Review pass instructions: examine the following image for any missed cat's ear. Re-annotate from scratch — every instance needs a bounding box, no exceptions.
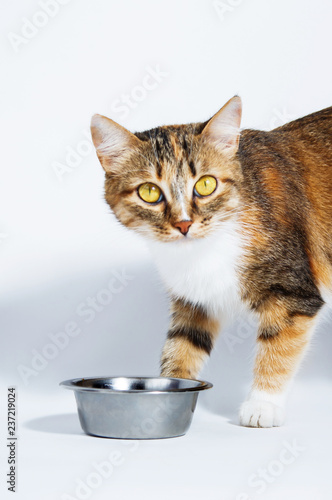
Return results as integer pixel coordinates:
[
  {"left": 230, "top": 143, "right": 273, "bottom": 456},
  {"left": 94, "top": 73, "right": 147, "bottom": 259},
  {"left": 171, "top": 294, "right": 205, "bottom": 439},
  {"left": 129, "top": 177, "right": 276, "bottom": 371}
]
[
  {"left": 202, "top": 96, "right": 242, "bottom": 152},
  {"left": 90, "top": 114, "right": 140, "bottom": 173}
]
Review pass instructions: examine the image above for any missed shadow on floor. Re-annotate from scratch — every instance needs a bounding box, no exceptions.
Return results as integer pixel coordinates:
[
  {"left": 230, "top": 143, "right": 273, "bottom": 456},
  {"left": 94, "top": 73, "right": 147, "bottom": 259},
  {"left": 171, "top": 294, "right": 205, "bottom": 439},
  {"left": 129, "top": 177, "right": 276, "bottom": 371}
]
[{"left": 25, "top": 413, "right": 84, "bottom": 435}]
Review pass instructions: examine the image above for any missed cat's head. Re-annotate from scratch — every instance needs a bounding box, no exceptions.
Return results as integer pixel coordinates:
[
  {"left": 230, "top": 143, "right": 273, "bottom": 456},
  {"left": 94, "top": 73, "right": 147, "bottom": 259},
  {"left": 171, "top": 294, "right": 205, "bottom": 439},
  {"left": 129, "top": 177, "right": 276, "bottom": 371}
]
[{"left": 91, "top": 96, "right": 243, "bottom": 242}]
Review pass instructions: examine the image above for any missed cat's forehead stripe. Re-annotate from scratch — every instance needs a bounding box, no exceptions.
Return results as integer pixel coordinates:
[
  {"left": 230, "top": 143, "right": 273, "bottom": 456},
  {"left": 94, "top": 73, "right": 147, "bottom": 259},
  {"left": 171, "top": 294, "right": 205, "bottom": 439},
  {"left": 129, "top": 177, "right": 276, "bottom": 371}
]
[
  {"left": 137, "top": 124, "right": 206, "bottom": 181},
  {"left": 188, "top": 159, "right": 196, "bottom": 177},
  {"left": 158, "top": 129, "right": 174, "bottom": 161},
  {"left": 170, "top": 134, "right": 181, "bottom": 160},
  {"left": 150, "top": 128, "right": 184, "bottom": 178}
]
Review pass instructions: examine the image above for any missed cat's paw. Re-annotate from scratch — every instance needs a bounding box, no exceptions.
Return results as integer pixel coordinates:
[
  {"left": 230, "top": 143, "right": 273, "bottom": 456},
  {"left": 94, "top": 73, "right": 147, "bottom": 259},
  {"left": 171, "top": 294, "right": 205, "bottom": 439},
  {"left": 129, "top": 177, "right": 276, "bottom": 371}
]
[{"left": 239, "top": 400, "right": 285, "bottom": 428}]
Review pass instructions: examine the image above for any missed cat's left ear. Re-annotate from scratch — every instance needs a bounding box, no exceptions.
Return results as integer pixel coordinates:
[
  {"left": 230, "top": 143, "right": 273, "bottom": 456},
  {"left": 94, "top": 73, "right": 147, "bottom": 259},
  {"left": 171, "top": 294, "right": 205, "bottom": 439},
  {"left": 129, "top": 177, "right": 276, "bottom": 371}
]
[
  {"left": 90, "top": 114, "right": 141, "bottom": 173},
  {"left": 202, "top": 96, "right": 242, "bottom": 153}
]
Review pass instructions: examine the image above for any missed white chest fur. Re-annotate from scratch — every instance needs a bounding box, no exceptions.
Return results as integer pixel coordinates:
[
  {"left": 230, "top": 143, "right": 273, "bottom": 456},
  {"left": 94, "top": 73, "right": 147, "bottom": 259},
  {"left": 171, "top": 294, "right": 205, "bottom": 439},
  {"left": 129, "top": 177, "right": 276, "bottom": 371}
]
[{"left": 148, "top": 219, "right": 244, "bottom": 319}]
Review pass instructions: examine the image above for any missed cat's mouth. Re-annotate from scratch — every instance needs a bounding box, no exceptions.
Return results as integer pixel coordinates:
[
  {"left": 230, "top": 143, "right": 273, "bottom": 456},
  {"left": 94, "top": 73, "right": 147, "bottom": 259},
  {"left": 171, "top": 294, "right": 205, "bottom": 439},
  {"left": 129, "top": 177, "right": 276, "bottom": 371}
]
[
  {"left": 161, "top": 227, "right": 207, "bottom": 243},
  {"left": 142, "top": 219, "right": 218, "bottom": 242},
  {"left": 172, "top": 233, "right": 193, "bottom": 242},
  {"left": 150, "top": 230, "right": 195, "bottom": 243}
]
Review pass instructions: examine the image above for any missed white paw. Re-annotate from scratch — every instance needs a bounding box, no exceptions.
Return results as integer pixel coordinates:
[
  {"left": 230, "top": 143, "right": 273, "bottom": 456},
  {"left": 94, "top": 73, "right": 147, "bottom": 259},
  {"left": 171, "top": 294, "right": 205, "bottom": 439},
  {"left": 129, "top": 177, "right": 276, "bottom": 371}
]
[{"left": 239, "top": 400, "right": 285, "bottom": 428}]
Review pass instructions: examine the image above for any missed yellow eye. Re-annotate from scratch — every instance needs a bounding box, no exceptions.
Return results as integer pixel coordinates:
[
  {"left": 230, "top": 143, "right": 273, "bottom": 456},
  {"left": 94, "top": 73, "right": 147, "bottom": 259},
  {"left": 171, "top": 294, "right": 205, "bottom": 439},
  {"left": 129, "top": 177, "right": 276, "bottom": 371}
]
[
  {"left": 138, "top": 183, "right": 163, "bottom": 203},
  {"left": 194, "top": 176, "right": 217, "bottom": 197}
]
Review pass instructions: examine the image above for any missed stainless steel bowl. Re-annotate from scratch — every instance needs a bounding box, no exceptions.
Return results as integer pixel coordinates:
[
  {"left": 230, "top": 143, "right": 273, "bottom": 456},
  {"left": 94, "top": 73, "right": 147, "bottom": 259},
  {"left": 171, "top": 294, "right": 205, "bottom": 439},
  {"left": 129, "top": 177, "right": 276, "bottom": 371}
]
[{"left": 60, "top": 376, "right": 213, "bottom": 439}]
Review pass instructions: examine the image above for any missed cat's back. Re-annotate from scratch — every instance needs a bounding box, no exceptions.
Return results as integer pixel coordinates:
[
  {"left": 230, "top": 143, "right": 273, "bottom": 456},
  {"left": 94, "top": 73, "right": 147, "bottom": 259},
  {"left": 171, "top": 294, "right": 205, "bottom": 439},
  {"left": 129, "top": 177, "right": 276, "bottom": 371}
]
[
  {"left": 238, "top": 106, "right": 332, "bottom": 296},
  {"left": 239, "top": 106, "right": 332, "bottom": 170},
  {"left": 238, "top": 106, "right": 332, "bottom": 208},
  {"left": 275, "top": 105, "right": 332, "bottom": 137}
]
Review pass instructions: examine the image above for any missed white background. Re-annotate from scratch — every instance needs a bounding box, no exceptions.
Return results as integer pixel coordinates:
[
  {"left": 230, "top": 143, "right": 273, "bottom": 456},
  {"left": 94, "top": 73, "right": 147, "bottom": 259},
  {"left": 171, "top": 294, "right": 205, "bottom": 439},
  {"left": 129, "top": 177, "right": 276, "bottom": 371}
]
[{"left": 1, "top": 0, "right": 332, "bottom": 499}]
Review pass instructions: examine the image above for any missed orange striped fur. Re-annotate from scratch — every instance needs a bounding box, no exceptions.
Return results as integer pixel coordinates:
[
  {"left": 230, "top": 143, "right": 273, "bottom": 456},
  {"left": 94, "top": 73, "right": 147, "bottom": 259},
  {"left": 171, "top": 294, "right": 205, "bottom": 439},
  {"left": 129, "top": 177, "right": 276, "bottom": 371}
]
[{"left": 91, "top": 97, "right": 332, "bottom": 426}]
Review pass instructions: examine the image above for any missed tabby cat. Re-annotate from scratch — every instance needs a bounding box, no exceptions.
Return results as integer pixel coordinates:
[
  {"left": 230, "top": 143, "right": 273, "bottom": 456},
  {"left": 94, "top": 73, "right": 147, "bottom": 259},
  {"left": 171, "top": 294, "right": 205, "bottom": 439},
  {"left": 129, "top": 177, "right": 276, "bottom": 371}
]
[{"left": 91, "top": 97, "right": 332, "bottom": 427}]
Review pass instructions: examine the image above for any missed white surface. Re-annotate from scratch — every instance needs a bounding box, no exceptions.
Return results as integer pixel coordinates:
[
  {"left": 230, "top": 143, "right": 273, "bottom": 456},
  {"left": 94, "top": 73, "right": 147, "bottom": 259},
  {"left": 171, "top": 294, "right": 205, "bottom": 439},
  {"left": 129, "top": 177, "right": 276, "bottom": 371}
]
[
  {"left": 1, "top": 381, "right": 332, "bottom": 500},
  {"left": 1, "top": 257, "right": 332, "bottom": 500},
  {"left": 1, "top": 0, "right": 332, "bottom": 498}
]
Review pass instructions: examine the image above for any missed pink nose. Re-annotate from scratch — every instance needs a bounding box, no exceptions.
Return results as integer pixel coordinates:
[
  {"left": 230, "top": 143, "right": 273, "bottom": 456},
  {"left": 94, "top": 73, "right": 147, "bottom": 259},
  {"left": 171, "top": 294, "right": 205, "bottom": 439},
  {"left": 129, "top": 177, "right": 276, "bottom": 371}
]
[{"left": 173, "top": 220, "right": 192, "bottom": 235}]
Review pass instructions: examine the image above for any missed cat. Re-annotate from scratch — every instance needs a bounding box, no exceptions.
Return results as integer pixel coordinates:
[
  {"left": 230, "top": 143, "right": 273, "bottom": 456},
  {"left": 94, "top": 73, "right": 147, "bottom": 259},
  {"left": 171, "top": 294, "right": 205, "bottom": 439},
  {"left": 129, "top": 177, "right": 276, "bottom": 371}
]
[{"left": 90, "top": 96, "right": 332, "bottom": 427}]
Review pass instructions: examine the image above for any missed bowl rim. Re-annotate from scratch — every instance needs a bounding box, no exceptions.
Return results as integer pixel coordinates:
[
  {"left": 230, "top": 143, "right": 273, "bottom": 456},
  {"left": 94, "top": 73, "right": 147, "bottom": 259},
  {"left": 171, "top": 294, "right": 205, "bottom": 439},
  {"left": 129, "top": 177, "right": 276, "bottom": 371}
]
[{"left": 60, "top": 376, "right": 213, "bottom": 394}]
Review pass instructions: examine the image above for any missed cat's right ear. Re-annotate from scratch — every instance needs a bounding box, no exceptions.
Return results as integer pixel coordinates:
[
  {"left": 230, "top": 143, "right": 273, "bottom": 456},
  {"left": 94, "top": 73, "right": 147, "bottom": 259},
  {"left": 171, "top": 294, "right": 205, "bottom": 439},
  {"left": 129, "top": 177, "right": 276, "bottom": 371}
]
[
  {"left": 202, "top": 96, "right": 242, "bottom": 153},
  {"left": 90, "top": 114, "right": 140, "bottom": 173}
]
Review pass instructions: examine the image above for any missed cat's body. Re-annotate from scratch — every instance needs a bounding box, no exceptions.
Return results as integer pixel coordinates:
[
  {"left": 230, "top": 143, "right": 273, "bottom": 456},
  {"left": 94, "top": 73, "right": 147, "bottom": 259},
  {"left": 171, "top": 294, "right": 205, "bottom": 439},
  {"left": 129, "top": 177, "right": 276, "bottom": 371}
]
[{"left": 91, "top": 98, "right": 332, "bottom": 427}]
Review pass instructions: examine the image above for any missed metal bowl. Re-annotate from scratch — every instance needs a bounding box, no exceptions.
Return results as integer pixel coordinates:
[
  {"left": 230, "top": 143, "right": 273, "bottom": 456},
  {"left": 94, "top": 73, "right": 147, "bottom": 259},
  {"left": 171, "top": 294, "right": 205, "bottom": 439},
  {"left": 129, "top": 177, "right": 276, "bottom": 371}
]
[{"left": 60, "top": 376, "right": 213, "bottom": 439}]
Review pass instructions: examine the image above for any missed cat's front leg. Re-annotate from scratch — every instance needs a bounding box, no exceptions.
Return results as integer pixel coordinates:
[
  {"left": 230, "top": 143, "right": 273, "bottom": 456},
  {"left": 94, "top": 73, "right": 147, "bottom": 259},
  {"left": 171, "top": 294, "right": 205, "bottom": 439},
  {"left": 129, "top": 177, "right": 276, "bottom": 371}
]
[
  {"left": 160, "top": 298, "right": 220, "bottom": 379},
  {"left": 239, "top": 308, "right": 320, "bottom": 427}
]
